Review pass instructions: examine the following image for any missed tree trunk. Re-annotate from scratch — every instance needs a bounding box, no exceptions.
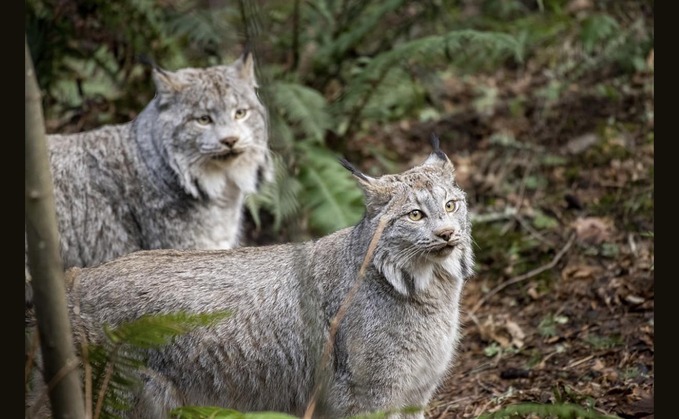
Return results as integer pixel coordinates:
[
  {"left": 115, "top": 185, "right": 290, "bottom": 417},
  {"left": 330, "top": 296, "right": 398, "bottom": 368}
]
[{"left": 25, "top": 35, "right": 86, "bottom": 419}]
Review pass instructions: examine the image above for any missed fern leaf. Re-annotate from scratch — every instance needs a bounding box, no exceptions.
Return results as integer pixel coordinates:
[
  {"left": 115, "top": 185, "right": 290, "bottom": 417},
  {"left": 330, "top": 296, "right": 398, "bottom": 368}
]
[
  {"left": 336, "top": 29, "right": 521, "bottom": 124},
  {"left": 477, "top": 402, "right": 621, "bottom": 419},
  {"left": 86, "top": 311, "right": 230, "bottom": 418},
  {"left": 297, "top": 144, "right": 364, "bottom": 235},
  {"left": 172, "top": 406, "right": 299, "bottom": 419},
  {"left": 104, "top": 311, "right": 230, "bottom": 348},
  {"left": 265, "top": 82, "right": 333, "bottom": 143},
  {"left": 245, "top": 153, "right": 302, "bottom": 231},
  {"left": 312, "top": 0, "right": 409, "bottom": 67}
]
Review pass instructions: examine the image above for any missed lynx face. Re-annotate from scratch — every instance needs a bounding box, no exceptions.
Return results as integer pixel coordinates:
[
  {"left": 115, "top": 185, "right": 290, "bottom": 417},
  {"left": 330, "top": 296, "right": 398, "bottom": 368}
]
[
  {"left": 151, "top": 56, "right": 270, "bottom": 199},
  {"left": 345, "top": 149, "right": 474, "bottom": 295}
]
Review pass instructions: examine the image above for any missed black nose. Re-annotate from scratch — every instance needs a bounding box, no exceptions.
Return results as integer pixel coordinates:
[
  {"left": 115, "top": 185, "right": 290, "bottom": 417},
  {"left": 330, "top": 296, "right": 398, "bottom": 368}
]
[
  {"left": 436, "top": 228, "right": 455, "bottom": 242},
  {"left": 220, "top": 136, "right": 239, "bottom": 147}
]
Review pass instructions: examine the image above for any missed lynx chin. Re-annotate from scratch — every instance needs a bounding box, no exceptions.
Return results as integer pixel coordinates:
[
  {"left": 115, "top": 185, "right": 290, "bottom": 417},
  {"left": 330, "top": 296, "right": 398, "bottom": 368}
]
[
  {"left": 24, "top": 51, "right": 272, "bottom": 289},
  {"left": 28, "top": 136, "right": 474, "bottom": 419}
]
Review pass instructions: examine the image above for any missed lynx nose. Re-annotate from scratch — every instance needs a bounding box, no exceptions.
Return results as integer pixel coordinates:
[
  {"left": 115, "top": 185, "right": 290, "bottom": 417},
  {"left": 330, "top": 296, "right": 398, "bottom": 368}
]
[
  {"left": 220, "top": 136, "right": 239, "bottom": 147},
  {"left": 435, "top": 228, "right": 455, "bottom": 242}
]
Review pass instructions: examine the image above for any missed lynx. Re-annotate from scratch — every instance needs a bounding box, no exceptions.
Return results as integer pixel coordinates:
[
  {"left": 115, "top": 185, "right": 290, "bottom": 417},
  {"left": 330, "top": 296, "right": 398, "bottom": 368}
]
[
  {"left": 25, "top": 51, "right": 271, "bottom": 290},
  {"left": 29, "top": 137, "right": 474, "bottom": 419}
]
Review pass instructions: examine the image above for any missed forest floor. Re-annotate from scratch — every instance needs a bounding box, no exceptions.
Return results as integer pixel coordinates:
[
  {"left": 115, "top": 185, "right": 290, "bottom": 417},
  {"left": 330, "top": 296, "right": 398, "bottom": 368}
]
[{"left": 340, "top": 53, "right": 654, "bottom": 419}]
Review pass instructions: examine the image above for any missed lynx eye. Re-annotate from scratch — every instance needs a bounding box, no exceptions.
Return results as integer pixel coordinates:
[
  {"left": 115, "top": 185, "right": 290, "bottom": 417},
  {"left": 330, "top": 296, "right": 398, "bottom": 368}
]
[
  {"left": 234, "top": 109, "right": 248, "bottom": 119},
  {"left": 408, "top": 210, "right": 424, "bottom": 221},
  {"left": 445, "top": 200, "right": 457, "bottom": 213},
  {"left": 196, "top": 115, "right": 213, "bottom": 125}
]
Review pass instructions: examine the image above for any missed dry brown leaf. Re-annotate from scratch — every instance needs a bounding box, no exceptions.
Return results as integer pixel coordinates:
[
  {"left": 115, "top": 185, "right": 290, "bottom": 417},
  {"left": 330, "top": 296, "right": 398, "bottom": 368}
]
[
  {"left": 563, "top": 133, "right": 600, "bottom": 155},
  {"left": 592, "top": 359, "right": 606, "bottom": 372},
  {"left": 479, "top": 314, "right": 526, "bottom": 349},
  {"left": 562, "top": 263, "right": 603, "bottom": 281},
  {"left": 504, "top": 320, "right": 526, "bottom": 349},
  {"left": 571, "top": 216, "right": 615, "bottom": 244},
  {"left": 567, "top": 0, "right": 593, "bottom": 13}
]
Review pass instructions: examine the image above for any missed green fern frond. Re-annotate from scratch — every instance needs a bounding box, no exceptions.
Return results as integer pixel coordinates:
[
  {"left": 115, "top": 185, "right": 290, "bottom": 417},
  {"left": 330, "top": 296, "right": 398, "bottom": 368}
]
[
  {"left": 336, "top": 29, "right": 520, "bottom": 114},
  {"left": 166, "top": 7, "right": 240, "bottom": 51},
  {"left": 357, "top": 67, "right": 426, "bottom": 122},
  {"left": 348, "top": 405, "right": 423, "bottom": 418},
  {"left": 245, "top": 153, "right": 302, "bottom": 231},
  {"left": 171, "top": 406, "right": 299, "bottom": 418},
  {"left": 477, "top": 402, "right": 621, "bottom": 419},
  {"left": 311, "top": 0, "right": 409, "bottom": 68},
  {"left": 580, "top": 14, "right": 620, "bottom": 53},
  {"left": 265, "top": 82, "right": 333, "bottom": 143},
  {"left": 297, "top": 144, "right": 365, "bottom": 235},
  {"left": 103, "top": 311, "right": 231, "bottom": 348},
  {"left": 85, "top": 311, "right": 230, "bottom": 418},
  {"left": 381, "top": 29, "right": 521, "bottom": 75}
]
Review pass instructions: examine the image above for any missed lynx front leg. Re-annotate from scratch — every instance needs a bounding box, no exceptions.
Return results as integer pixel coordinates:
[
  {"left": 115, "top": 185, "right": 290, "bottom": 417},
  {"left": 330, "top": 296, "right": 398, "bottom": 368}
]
[{"left": 128, "top": 369, "right": 185, "bottom": 419}]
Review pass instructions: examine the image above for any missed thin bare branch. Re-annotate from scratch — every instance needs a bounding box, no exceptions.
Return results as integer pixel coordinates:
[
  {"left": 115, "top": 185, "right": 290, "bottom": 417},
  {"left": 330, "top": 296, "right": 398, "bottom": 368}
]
[
  {"left": 468, "top": 232, "right": 576, "bottom": 315},
  {"left": 302, "top": 215, "right": 389, "bottom": 419}
]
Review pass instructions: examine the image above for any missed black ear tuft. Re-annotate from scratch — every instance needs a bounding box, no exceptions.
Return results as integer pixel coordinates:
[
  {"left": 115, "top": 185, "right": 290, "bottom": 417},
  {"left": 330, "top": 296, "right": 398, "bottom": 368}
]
[
  {"left": 430, "top": 133, "right": 447, "bottom": 160},
  {"left": 338, "top": 157, "right": 370, "bottom": 182},
  {"left": 242, "top": 42, "right": 254, "bottom": 62},
  {"left": 138, "top": 53, "right": 160, "bottom": 70}
]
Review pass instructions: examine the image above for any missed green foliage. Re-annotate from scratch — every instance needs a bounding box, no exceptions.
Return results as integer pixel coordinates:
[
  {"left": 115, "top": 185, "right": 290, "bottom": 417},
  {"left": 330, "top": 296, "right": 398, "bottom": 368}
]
[
  {"left": 583, "top": 334, "right": 623, "bottom": 350},
  {"left": 86, "top": 311, "right": 230, "bottom": 419},
  {"left": 171, "top": 405, "right": 423, "bottom": 419},
  {"left": 537, "top": 313, "right": 569, "bottom": 338},
  {"left": 245, "top": 154, "right": 302, "bottom": 232},
  {"left": 25, "top": 0, "right": 182, "bottom": 123},
  {"left": 297, "top": 144, "right": 365, "bottom": 236},
  {"left": 309, "top": 0, "right": 410, "bottom": 71},
  {"left": 266, "top": 81, "right": 333, "bottom": 145},
  {"left": 171, "top": 406, "right": 298, "bottom": 419},
  {"left": 580, "top": 14, "right": 620, "bottom": 53},
  {"left": 333, "top": 29, "right": 522, "bottom": 135},
  {"left": 478, "top": 402, "right": 620, "bottom": 419}
]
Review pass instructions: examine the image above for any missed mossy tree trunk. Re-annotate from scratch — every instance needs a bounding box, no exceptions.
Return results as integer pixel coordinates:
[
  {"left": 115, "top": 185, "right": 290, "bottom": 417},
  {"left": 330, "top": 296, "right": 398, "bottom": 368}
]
[{"left": 25, "top": 35, "right": 86, "bottom": 419}]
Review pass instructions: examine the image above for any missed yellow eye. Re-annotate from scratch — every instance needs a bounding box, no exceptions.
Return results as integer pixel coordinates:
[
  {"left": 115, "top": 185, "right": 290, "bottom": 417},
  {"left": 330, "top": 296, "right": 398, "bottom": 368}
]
[
  {"left": 196, "top": 115, "right": 212, "bottom": 125},
  {"left": 408, "top": 210, "right": 424, "bottom": 221},
  {"left": 445, "top": 200, "right": 457, "bottom": 212},
  {"left": 234, "top": 109, "right": 248, "bottom": 119}
]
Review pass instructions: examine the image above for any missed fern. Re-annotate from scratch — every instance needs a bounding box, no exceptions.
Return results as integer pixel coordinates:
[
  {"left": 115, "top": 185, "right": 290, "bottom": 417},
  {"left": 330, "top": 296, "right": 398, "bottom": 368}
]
[
  {"left": 171, "top": 406, "right": 298, "bottom": 418},
  {"left": 310, "top": 0, "right": 409, "bottom": 69},
  {"left": 334, "top": 29, "right": 521, "bottom": 134},
  {"left": 297, "top": 143, "right": 365, "bottom": 235},
  {"left": 580, "top": 14, "right": 620, "bottom": 53},
  {"left": 245, "top": 153, "right": 302, "bottom": 232},
  {"left": 85, "top": 311, "right": 231, "bottom": 419},
  {"left": 266, "top": 81, "right": 333, "bottom": 144},
  {"left": 477, "top": 402, "right": 621, "bottom": 419}
]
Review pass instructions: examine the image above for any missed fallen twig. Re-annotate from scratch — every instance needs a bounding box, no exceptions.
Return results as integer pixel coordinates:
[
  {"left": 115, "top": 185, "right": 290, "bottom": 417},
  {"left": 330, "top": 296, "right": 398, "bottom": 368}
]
[
  {"left": 469, "top": 232, "right": 576, "bottom": 315},
  {"left": 470, "top": 208, "right": 518, "bottom": 224}
]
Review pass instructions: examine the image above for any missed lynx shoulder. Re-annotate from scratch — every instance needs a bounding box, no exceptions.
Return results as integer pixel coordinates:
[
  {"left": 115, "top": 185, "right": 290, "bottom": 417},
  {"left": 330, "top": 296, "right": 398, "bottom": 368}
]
[
  {"left": 25, "top": 52, "right": 271, "bottom": 279},
  {"left": 29, "top": 137, "right": 474, "bottom": 419}
]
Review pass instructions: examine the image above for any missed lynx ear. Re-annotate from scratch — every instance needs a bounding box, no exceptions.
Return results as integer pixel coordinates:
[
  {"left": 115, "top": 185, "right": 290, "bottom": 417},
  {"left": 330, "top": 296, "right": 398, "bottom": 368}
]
[
  {"left": 152, "top": 68, "right": 186, "bottom": 98},
  {"left": 232, "top": 49, "right": 258, "bottom": 87},
  {"left": 339, "top": 158, "right": 392, "bottom": 212},
  {"left": 422, "top": 133, "right": 455, "bottom": 172}
]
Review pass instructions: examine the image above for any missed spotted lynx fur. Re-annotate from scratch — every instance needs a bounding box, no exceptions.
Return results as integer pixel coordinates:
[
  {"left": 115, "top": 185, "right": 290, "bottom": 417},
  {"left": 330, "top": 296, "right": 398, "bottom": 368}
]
[
  {"left": 25, "top": 52, "right": 271, "bottom": 289},
  {"left": 29, "top": 137, "right": 473, "bottom": 418}
]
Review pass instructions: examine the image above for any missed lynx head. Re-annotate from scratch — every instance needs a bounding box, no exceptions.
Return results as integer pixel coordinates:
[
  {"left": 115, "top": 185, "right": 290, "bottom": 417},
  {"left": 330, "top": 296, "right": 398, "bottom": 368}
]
[
  {"left": 342, "top": 134, "right": 474, "bottom": 295},
  {"left": 149, "top": 52, "right": 271, "bottom": 199}
]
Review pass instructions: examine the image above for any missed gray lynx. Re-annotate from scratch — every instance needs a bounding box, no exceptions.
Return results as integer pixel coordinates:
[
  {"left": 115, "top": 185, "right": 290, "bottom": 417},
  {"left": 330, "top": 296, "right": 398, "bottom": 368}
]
[
  {"left": 29, "top": 137, "right": 474, "bottom": 418},
  {"left": 25, "top": 51, "right": 271, "bottom": 288}
]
